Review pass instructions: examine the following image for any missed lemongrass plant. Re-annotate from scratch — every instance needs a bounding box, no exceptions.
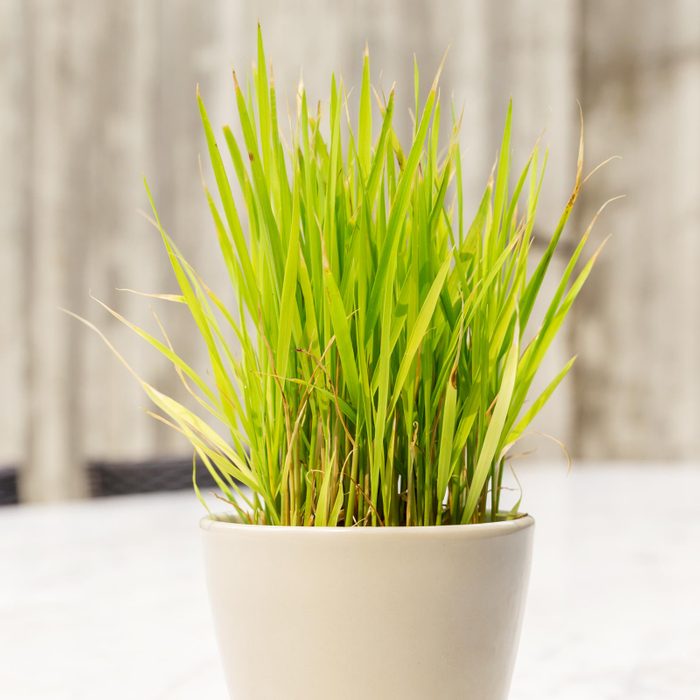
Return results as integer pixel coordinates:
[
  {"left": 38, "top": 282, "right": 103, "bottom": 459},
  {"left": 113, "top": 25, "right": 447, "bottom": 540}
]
[{"left": 79, "top": 29, "right": 608, "bottom": 526}]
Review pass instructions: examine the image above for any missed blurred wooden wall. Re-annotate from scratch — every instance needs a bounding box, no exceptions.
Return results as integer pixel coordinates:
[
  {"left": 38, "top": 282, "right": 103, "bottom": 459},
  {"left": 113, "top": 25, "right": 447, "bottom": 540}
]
[{"left": 1, "top": 0, "right": 697, "bottom": 501}]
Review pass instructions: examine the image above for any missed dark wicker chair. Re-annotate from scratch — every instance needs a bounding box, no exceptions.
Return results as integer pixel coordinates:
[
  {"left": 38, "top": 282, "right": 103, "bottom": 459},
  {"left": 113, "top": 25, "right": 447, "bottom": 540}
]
[
  {"left": 88, "top": 457, "right": 218, "bottom": 498},
  {"left": 0, "top": 467, "right": 19, "bottom": 505},
  {"left": 0, "top": 459, "right": 221, "bottom": 504}
]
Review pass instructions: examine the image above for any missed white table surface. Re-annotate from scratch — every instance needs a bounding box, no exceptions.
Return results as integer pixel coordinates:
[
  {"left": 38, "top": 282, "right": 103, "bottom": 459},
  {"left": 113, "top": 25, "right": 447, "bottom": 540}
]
[{"left": 1, "top": 463, "right": 699, "bottom": 699}]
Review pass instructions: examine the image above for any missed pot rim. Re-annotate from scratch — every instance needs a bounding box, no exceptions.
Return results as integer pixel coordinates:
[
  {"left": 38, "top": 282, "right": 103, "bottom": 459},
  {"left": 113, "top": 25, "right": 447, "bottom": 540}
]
[{"left": 200, "top": 512, "right": 534, "bottom": 538}]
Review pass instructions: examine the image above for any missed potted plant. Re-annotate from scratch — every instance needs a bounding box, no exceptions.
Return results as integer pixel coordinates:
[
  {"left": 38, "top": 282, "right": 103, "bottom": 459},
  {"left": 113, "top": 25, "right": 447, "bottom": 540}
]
[{"left": 74, "top": 28, "right": 609, "bottom": 700}]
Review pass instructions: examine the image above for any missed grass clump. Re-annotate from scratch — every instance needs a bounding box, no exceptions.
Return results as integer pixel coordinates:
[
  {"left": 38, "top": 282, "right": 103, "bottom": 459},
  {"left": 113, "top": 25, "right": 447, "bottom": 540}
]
[{"left": 79, "top": 28, "right": 609, "bottom": 526}]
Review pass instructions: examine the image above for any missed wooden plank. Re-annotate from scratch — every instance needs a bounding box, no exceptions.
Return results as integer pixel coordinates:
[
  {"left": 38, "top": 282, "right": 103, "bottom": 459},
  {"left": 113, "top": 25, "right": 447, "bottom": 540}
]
[
  {"left": 0, "top": 1, "right": 28, "bottom": 471},
  {"left": 572, "top": 0, "right": 700, "bottom": 459}
]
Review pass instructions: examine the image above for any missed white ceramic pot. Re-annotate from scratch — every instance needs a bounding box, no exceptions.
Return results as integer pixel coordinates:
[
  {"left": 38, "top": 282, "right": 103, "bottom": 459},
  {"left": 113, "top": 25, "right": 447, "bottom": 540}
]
[{"left": 201, "top": 515, "right": 534, "bottom": 700}]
